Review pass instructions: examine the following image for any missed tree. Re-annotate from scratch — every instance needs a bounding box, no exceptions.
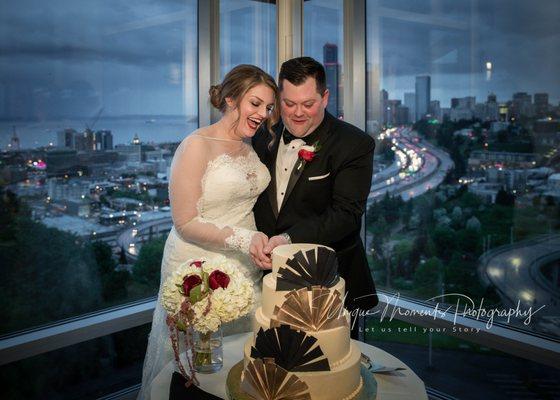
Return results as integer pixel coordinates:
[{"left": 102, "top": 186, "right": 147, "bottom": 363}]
[
  {"left": 0, "top": 216, "right": 103, "bottom": 334},
  {"left": 495, "top": 187, "right": 515, "bottom": 206},
  {"left": 132, "top": 237, "right": 165, "bottom": 291},
  {"left": 90, "top": 241, "right": 115, "bottom": 275},
  {"left": 432, "top": 225, "right": 456, "bottom": 260},
  {"left": 401, "top": 201, "right": 413, "bottom": 228},
  {"left": 414, "top": 257, "right": 442, "bottom": 298},
  {"left": 119, "top": 246, "right": 128, "bottom": 265}
]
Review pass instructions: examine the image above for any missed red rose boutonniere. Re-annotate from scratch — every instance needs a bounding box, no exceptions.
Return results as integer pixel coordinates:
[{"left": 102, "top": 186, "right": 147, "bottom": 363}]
[{"left": 297, "top": 141, "right": 321, "bottom": 171}]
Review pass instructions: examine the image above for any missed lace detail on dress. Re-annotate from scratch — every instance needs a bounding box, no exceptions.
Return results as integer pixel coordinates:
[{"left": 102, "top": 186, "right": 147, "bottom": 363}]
[
  {"left": 225, "top": 227, "right": 255, "bottom": 254},
  {"left": 139, "top": 137, "right": 270, "bottom": 400}
]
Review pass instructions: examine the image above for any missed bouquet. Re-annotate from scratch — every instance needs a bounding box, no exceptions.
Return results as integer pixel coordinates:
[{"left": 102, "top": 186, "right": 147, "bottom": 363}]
[{"left": 161, "top": 255, "right": 254, "bottom": 384}]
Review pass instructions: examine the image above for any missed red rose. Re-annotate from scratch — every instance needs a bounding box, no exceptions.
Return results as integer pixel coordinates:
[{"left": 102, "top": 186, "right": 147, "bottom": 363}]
[
  {"left": 298, "top": 148, "right": 316, "bottom": 162},
  {"left": 208, "top": 270, "right": 230, "bottom": 290},
  {"left": 182, "top": 274, "right": 202, "bottom": 296},
  {"left": 190, "top": 260, "right": 205, "bottom": 268}
]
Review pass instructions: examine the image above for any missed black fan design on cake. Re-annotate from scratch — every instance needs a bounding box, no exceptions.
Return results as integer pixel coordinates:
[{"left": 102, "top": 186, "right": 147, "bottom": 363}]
[
  {"left": 250, "top": 325, "right": 330, "bottom": 372},
  {"left": 276, "top": 246, "right": 339, "bottom": 291}
]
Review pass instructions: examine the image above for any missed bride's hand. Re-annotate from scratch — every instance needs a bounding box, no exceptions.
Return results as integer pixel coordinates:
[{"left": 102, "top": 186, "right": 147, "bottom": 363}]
[{"left": 249, "top": 232, "right": 272, "bottom": 270}]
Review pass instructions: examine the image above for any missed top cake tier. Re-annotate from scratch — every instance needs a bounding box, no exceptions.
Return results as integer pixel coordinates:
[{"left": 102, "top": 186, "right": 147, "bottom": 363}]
[{"left": 271, "top": 244, "right": 340, "bottom": 290}]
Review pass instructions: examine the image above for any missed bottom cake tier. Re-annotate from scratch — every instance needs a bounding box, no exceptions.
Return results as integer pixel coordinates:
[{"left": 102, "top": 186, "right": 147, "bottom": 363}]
[{"left": 237, "top": 339, "right": 363, "bottom": 400}]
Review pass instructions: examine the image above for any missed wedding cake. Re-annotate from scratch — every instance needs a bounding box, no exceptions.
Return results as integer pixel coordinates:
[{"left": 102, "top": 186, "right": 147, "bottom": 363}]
[{"left": 227, "top": 244, "right": 363, "bottom": 400}]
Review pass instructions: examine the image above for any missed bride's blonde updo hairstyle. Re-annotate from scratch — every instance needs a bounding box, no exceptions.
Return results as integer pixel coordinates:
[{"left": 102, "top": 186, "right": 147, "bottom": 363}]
[{"left": 209, "top": 64, "right": 280, "bottom": 141}]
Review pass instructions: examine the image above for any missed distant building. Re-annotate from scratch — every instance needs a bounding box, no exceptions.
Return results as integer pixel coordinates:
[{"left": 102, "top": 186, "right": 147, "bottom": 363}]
[
  {"left": 386, "top": 99, "right": 401, "bottom": 125},
  {"left": 534, "top": 93, "right": 549, "bottom": 118},
  {"left": 110, "top": 197, "right": 145, "bottom": 211},
  {"left": 395, "top": 105, "right": 409, "bottom": 125},
  {"left": 450, "top": 96, "right": 475, "bottom": 121},
  {"left": 323, "top": 43, "right": 340, "bottom": 117},
  {"left": 74, "top": 129, "right": 96, "bottom": 151},
  {"left": 415, "top": 76, "right": 430, "bottom": 121},
  {"left": 47, "top": 177, "right": 90, "bottom": 201},
  {"left": 468, "top": 150, "right": 538, "bottom": 170},
  {"left": 51, "top": 199, "right": 90, "bottom": 217},
  {"left": 512, "top": 92, "right": 533, "bottom": 118},
  {"left": 429, "top": 100, "right": 441, "bottom": 121},
  {"left": 533, "top": 119, "right": 560, "bottom": 147},
  {"left": 474, "top": 103, "right": 486, "bottom": 121},
  {"left": 95, "top": 130, "right": 113, "bottom": 150},
  {"left": 45, "top": 149, "right": 79, "bottom": 175},
  {"left": 485, "top": 94, "right": 499, "bottom": 121},
  {"left": 468, "top": 182, "right": 502, "bottom": 204},
  {"left": 380, "top": 89, "right": 389, "bottom": 126},
  {"left": 404, "top": 92, "right": 415, "bottom": 123},
  {"left": 486, "top": 168, "right": 528, "bottom": 191},
  {"left": 498, "top": 103, "right": 509, "bottom": 122},
  {"left": 57, "top": 129, "right": 76, "bottom": 149},
  {"left": 115, "top": 143, "right": 142, "bottom": 163}
]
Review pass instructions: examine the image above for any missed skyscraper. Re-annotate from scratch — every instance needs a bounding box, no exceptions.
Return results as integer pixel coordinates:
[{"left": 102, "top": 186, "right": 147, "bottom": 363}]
[
  {"left": 512, "top": 92, "right": 533, "bottom": 118},
  {"left": 404, "top": 92, "right": 415, "bottom": 123},
  {"left": 415, "top": 76, "right": 430, "bottom": 121},
  {"left": 380, "top": 89, "right": 389, "bottom": 125},
  {"left": 534, "top": 93, "right": 549, "bottom": 118},
  {"left": 57, "top": 128, "right": 76, "bottom": 149},
  {"left": 95, "top": 130, "right": 113, "bottom": 150},
  {"left": 323, "top": 43, "right": 339, "bottom": 117}
]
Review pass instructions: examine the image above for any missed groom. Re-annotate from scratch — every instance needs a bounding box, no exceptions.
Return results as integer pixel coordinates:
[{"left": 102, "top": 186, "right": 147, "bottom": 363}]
[{"left": 251, "top": 57, "right": 378, "bottom": 335}]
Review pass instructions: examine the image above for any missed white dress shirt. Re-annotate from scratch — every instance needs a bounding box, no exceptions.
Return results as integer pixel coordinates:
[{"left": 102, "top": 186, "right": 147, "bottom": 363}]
[{"left": 275, "top": 135, "right": 306, "bottom": 212}]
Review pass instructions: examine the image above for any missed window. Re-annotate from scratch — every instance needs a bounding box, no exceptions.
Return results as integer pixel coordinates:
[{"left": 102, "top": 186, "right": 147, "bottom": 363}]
[
  {"left": 220, "top": 0, "right": 277, "bottom": 78},
  {"left": 365, "top": 0, "right": 560, "bottom": 342},
  {"left": 366, "top": 318, "right": 560, "bottom": 399},
  {"left": 0, "top": 0, "right": 198, "bottom": 336},
  {"left": 304, "top": 0, "right": 344, "bottom": 118},
  {"left": 0, "top": 324, "right": 151, "bottom": 399}
]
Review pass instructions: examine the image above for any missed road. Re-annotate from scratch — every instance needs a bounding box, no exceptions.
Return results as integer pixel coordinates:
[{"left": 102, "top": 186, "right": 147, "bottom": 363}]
[
  {"left": 480, "top": 234, "right": 560, "bottom": 336},
  {"left": 369, "top": 127, "right": 454, "bottom": 204},
  {"left": 116, "top": 217, "right": 172, "bottom": 261}
]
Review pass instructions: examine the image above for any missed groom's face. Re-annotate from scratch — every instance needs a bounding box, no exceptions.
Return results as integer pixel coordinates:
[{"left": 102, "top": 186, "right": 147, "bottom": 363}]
[{"left": 280, "top": 77, "right": 329, "bottom": 137}]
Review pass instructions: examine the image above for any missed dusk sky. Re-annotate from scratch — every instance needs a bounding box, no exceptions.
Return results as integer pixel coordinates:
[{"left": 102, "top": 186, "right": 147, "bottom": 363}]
[{"left": 0, "top": 0, "right": 558, "bottom": 121}]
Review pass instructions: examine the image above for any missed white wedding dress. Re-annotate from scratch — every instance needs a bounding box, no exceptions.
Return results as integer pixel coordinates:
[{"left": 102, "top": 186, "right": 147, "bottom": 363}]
[{"left": 138, "top": 133, "right": 270, "bottom": 399}]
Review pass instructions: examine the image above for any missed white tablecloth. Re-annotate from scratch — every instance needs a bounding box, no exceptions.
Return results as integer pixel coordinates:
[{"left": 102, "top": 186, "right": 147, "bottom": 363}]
[{"left": 151, "top": 332, "right": 428, "bottom": 400}]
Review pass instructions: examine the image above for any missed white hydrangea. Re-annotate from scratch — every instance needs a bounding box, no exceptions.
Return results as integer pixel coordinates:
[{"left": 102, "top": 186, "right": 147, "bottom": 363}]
[{"left": 161, "top": 255, "right": 254, "bottom": 334}]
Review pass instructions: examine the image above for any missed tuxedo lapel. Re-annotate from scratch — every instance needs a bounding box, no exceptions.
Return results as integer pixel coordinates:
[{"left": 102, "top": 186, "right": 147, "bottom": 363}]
[
  {"left": 280, "top": 158, "right": 305, "bottom": 211},
  {"left": 266, "top": 129, "right": 281, "bottom": 219}
]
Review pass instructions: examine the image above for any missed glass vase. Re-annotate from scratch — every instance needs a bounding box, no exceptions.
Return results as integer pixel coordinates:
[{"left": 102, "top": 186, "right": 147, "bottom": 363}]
[{"left": 192, "top": 325, "right": 223, "bottom": 373}]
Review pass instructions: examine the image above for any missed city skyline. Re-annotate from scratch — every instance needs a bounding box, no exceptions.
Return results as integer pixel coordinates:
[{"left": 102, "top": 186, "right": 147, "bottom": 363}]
[{"left": 1, "top": 0, "right": 559, "bottom": 121}]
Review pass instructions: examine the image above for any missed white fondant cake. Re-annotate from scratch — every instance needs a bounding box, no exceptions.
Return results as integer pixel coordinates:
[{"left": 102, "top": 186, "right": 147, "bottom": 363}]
[{"left": 234, "top": 244, "right": 363, "bottom": 400}]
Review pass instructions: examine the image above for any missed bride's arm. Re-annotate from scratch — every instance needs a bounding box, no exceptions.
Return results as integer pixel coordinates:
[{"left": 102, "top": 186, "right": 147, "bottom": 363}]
[{"left": 168, "top": 137, "right": 260, "bottom": 255}]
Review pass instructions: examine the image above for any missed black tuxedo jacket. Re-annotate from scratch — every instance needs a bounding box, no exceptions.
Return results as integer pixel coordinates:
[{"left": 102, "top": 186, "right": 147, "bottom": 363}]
[{"left": 252, "top": 112, "right": 378, "bottom": 310}]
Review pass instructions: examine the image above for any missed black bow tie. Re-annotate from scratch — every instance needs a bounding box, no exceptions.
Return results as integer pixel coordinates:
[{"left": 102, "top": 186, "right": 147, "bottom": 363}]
[{"left": 282, "top": 128, "right": 299, "bottom": 145}]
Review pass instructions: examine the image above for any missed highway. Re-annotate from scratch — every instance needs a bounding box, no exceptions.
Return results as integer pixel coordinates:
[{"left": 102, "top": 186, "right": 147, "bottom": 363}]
[{"left": 369, "top": 127, "right": 454, "bottom": 205}]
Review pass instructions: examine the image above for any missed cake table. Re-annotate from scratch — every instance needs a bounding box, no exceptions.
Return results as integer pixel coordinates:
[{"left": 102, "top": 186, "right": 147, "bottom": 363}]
[{"left": 150, "top": 332, "right": 428, "bottom": 400}]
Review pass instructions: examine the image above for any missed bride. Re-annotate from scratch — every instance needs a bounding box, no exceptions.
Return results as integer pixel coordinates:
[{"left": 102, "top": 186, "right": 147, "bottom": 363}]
[{"left": 138, "top": 64, "right": 279, "bottom": 399}]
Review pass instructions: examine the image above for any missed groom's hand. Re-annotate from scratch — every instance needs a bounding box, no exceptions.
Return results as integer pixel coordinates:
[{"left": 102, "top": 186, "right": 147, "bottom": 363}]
[
  {"left": 249, "top": 232, "right": 272, "bottom": 270},
  {"left": 263, "top": 234, "right": 290, "bottom": 254}
]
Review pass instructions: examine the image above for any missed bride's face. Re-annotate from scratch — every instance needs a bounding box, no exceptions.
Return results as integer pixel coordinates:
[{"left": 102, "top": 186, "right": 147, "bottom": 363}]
[{"left": 228, "top": 84, "right": 276, "bottom": 138}]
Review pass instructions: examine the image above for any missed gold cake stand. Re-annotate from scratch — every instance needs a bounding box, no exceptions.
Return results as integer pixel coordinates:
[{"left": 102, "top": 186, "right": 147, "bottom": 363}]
[{"left": 225, "top": 361, "right": 377, "bottom": 400}]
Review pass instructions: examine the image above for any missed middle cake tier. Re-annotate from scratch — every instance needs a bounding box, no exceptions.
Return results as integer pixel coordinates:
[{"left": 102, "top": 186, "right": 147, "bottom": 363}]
[
  {"left": 261, "top": 273, "right": 346, "bottom": 319},
  {"left": 253, "top": 306, "right": 352, "bottom": 369}
]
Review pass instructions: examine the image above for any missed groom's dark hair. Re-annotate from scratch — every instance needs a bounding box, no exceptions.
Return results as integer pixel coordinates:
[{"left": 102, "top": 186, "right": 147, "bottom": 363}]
[{"left": 279, "top": 57, "right": 327, "bottom": 95}]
